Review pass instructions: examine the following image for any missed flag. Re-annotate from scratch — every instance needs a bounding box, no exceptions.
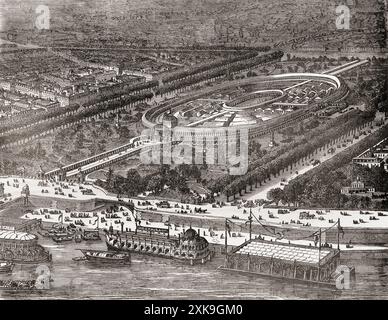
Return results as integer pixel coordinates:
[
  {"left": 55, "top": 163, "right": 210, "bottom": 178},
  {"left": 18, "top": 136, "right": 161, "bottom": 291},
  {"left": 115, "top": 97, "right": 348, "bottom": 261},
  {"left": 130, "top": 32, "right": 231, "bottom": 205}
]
[{"left": 338, "top": 225, "right": 345, "bottom": 238}]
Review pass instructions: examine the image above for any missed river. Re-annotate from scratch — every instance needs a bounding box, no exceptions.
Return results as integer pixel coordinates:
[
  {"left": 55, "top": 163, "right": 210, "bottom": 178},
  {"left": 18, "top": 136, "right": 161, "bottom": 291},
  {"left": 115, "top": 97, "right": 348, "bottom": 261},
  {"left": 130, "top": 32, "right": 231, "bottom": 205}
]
[{"left": 1, "top": 237, "right": 388, "bottom": 300}]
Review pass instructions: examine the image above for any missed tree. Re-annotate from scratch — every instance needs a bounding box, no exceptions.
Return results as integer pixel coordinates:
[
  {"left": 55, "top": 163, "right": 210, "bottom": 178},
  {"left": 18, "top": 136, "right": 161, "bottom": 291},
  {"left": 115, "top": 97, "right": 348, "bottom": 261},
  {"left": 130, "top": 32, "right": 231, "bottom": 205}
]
[
  {"left": 190, "top": 165, "right": 201, "bottom": 180},
  {"left": 118, "top": 126, "right": 131, "bottom": 140},
  {"left": 125, "top": 169, "right": 143, "bottom": 196},
  {"left": 101, "top": 122, "right": 112, "bottom": 137},
  {"left": 106, "top": 167, "right": 114, "bottom": 188},
  {"left": 88, "top": 143, "right": 97, "bottom": 156},
  {"left": 97, "top": 140, "right": 106, "bottom": 153},
  {"left": 348, "top": 195, "right": 360, "bottom": 209},
  {"left": 177, "top": 164, "right": 201, "bottom": 180},
  {"left": 176, "top": 175, "right": 189, "bottom": 193},
  {"left": 159, "top": 164, "right": 171, "bottom": 177},
  {"left": 147, "top": 175, "right": 164, "bottom": 194},
  {"left": 283, "top": 180, "right": 304, "bottom": 207},
  {"left": 177, "top": 164, "right": 191, "bottom": 178},
  {"left": 75, "top": 131, "right": 85, "bottom": 149},
  {"left": 35, "top": 141, "right": 46, "bottom": 158},
  {"left": 166, "top": 169, "right": 180, "bottom": 190},
  {"left": 267, "top": 188, "right": 284, "bottom": 205},
  {"left": 359, "top": 196, "right": 372, "bottom": 209},
  {"left": 112, "top": 175, "right": 126, "bottom": 198}
]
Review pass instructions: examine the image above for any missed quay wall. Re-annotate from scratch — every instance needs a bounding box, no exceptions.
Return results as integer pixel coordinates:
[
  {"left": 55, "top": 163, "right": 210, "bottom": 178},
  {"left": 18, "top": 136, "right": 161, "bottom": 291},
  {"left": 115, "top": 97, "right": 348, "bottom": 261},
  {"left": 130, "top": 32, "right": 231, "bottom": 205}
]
[
  {"left": 28, "top": 195, "right": 97, "bottom": 212},
  {"left": 136, "top": 209, "right": 388, "bottom": 246},
  {"left": 325, "top": 228, "right": 388, "bottom": 246},
  {"left": 2, "top": 195, "right": 388, "bottom": 246},
  {"left": 340, "top": 249, "right": 388, "bottom": 261}
]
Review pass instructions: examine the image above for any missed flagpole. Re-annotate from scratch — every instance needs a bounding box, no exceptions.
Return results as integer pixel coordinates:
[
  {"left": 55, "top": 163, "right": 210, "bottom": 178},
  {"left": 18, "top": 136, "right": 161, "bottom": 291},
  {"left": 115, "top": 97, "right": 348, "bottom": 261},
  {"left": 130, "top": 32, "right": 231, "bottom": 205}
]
[
  {"left": 337, "top": 218, "right": 340, "bottom": 250},
  {"left": 225, "top": 218, "right": 228, "bottom": 265},
  {"left": 249, "top": 209, "right": 252, "bottom": 241},
  {"left": 318, "top": 228, "right": 321, "bottom": 282}
]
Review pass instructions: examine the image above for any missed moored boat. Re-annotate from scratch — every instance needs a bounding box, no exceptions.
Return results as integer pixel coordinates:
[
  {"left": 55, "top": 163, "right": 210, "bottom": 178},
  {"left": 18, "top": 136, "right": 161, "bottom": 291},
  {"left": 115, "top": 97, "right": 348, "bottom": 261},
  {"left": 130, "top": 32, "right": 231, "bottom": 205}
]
[
  {"left": 105, "top": 225, "right": 212, "bottom": 265},
  {"left": 78, "top": 249, "right": 130, "bottom": 265},
  {"left": 0, "top": 261, "right": 14, "bottom": 273},
  {"left": 38, "top": 230, "right": 51, "bottom": 238},
  {"left": 218, "top": 216, "right": 356, "bottom": 289},
  {"left": 74, "top": 234, "right": 82, "bottom": 243},
  {"left": 40, "top": 224, "right": 76, "bottom": 238},
  {"left": 0, "top": 230, "right": 51, "bottom": 264},
  {"left": 82, "top": 229, "right": 101, "bottom": 241},
  {"left": 52, "top": 234, "right": 74, "bottom": 243},
  {"left": 0, "top": 279, "right": 37, "bottom": 292},
  {"left": 72, "top": 256, "right": 87, "bottom": 262}
]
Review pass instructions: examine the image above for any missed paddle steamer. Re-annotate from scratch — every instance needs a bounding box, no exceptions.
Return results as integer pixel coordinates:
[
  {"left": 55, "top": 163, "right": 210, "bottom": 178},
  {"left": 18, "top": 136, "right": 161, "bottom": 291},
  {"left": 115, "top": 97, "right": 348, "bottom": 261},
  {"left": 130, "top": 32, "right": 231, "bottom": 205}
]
[{"left": 105, "top": 224, "right": 212, "bottom": 265}]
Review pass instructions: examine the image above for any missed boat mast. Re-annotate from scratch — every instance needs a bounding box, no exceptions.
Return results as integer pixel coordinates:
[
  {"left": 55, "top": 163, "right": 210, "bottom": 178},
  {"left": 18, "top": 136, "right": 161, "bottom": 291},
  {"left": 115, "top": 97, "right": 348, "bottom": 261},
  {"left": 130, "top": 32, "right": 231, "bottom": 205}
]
[
  {"left": 318, "top": 228, "right": 321, "bottom": 282},
  {"left": 224, "top": 218, "right": 228, "bottom": 264},
  {"left": 249, "top": 209, "right": 253, "bottom": 241},
  {"left": 337, "top": 218, "right": 340, "bottom": 250}
]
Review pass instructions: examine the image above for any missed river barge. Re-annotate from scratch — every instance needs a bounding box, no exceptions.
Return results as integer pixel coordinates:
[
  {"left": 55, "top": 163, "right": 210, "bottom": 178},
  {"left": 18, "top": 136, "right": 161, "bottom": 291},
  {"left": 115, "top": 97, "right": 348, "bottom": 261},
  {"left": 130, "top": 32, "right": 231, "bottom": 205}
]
[
  {"left": 82, "top": 229, "right": 101, "bottom": 241},
  {"left": 52, "top": 233, "right": 74, "bottom": 243},
  {"left": 39, "top": 223, "right": 76, "bottom": 238},
  {"left": 105, "top": 224, "right": 212, "bottom": 265},
  {"left": 78, "top": 249, "right": 130, "bottom": 265},
  {"left": 218, "top": 239, "right": 349, "bottom": 288},
  {"left": 0, "top": 230, "right": 51, "bottom": 264},
  {"left": 0, "top": 261, "right": 14, "bottom": 273},
  {"left": 218, "top": 215, "right": 355, "bottom": 288},
  {"left": 0, "top": 279, "right": 39, "bottom": 293}
]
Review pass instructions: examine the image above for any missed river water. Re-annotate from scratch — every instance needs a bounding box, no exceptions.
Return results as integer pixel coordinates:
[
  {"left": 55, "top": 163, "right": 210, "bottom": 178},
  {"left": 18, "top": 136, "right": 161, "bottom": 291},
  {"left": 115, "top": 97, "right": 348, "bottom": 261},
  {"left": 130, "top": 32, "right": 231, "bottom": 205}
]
[{"left": 1, "top": 237, "right": 388, "bottom": 300}]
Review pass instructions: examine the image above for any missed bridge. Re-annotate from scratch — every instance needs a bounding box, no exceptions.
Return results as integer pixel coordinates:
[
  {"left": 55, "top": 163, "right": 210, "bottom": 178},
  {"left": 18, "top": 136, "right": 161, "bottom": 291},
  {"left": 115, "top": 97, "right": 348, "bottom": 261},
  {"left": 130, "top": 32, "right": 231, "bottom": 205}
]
[
  {"left": 44, "top": 136, "right": 150, "bottom": 180},
  {"left": 45, "top": 136, "right": 177, "bottom": 182},
  {"left": 65, "top": 142, "right": 150, "bottom": 180}
]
